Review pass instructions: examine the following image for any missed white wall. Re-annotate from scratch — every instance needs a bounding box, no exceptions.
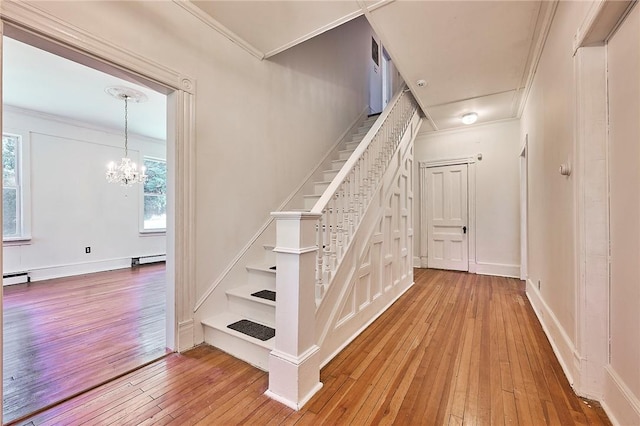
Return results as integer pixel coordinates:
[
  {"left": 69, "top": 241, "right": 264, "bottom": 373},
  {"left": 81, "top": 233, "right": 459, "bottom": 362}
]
[
  {"left": 606, "top": 4, "right": 640, "bottom": 424},
  {"left": 11, "top": 3, "right": 373, "bottom": 304},
  {"left": 414, "top": 120, "right": 521, "bottom": 277},
  {"left": 520, "top": 1, "right": 640, "bottom": 423},
  {"left": 519, "top": 0, "right": 591, "bottom": 383},
  {"left": 3, "top": 107, "right": 165, "bottom": 280}
]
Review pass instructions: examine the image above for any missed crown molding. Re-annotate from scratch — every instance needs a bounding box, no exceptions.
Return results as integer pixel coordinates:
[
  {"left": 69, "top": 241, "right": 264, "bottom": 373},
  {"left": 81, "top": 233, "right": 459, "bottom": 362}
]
[
  {"left": 516, "top": 0, "right": 559, "bottom": 118},
  {"left": 172, "top": 0, "right": 265, "bottom": 61},
  {"left": 264, "top": 9, "right": 363, "bottom": 59},
  {"left": 0, "top": 0, "right": 196, "bottom": 94}
]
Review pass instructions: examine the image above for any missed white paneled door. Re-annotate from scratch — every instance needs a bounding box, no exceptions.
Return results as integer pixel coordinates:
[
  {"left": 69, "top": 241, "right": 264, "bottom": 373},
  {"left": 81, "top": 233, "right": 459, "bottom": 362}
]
[{"left": 426, "top": 164, "right": 469, "bottom": 271}]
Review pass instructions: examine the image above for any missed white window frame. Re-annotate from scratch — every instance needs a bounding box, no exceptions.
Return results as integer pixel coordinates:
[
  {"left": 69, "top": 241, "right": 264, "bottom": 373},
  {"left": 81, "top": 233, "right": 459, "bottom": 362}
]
[
  {"left": 2, "top": 130, "right": 32, "bottom": 245},
  {"left": 139, "top": 156, "right": 167, "bottom": 234}
]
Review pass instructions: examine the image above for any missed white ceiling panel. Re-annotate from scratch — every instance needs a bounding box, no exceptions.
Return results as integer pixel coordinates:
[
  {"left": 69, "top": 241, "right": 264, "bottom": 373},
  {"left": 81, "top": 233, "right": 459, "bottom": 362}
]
[
  {"left": 368, "top": 1, "right": 541, "bottom": 106},
  {"left": 193, "top": 0, "right": 554, "bottom": 132},
  {"left": 192, "top": 0, "right": 362, "bottom": 57},
  {"left": 428, "top": 90, "right": 521, "bottom": 130},
  {"left": 2, "top": 37, "right": 167, "bottom": 141}
]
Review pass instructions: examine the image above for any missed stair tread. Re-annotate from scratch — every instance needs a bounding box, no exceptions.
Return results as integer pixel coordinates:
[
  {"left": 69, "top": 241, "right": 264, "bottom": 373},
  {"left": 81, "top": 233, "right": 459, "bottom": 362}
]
[
  {"left": 246, "top": 263, "right": 277, "bottom": 274},
  {"left": 202, "top": 312, "right": 274, "bottom": 349},
  {"left": 227, "top": 284, "right": 276, "bottom": 307}
]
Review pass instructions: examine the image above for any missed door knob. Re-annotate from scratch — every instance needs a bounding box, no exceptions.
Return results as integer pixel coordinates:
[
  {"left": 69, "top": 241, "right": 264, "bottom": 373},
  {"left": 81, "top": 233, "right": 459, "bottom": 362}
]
[{"left": 463, "top": 226, "right": 467, "bottom": 234}]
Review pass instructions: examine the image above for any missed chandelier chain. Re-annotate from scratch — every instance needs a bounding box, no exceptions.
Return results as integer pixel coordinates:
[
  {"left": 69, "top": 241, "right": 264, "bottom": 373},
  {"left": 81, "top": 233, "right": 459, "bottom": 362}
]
[
  {"left": 124, "top": 95, "right": 129, "bottom": 158},
  {"left": 105, "top": 90, "right": 147, "bottom": 186}
]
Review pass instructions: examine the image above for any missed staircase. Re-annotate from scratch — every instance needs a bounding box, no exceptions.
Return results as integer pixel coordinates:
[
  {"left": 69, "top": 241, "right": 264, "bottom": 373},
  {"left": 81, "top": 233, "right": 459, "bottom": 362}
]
[{"left": 201, "top": 115, "right": 379, "bottom": 371}]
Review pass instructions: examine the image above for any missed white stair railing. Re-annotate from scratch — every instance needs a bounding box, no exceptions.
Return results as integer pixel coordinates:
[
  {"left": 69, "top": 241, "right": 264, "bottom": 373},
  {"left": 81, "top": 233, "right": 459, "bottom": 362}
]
[
  {"left": 267, "top": 88, "right": 419, "bottom": 410},
  {"left": 311, "top": 88, "right": 419, "bottom": 300}
]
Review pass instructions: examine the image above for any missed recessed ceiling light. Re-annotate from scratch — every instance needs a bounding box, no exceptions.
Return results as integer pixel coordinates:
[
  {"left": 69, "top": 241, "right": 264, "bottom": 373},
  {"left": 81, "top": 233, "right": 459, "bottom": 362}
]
[
  {"left": 416, "top": 80, "right": 427, "bottom": 87},
  {"left": 461, "top": 112, "right": 478, "bottom": 125}
]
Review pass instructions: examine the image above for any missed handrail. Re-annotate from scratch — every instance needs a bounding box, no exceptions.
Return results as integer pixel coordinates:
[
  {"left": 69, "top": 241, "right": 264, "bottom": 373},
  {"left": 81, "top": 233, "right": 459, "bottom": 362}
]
[
  {"left": 310, "top": 87, "right": 419, "bottom": 299},
  {"left": 310, "top": 88, "right": 408, "bottom": 213}
]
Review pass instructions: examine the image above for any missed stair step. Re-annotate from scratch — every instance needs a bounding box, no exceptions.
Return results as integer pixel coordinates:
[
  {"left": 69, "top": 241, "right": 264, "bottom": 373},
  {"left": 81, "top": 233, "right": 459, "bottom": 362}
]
[
  {"left": 338, "top": 149, "right": 355, "bottom": 160},
  {"left": 228, "top": 319, "right": 275, "bottom": 341},
  {"left": 227, "top": 284, "right": 276, "bottom": 324},
  {"left": 246, "top": 263, "right": 277, "bottom": 289},
  {"left": 331, "top": 158, "right": 347, "bottom": 170},
  {"left": 262, "top": 243, "right": 275, "bottom": 264},
  {"left": 314, "top": 180, "right": 331, "bottom": 194},
  {"left": 227, "top": 284, "right": 276, "bottom": 305},
  {"left": 323, "top": 169, "right": 339, "bottom": 181},
  {"left": 304, "top": 194, "right": 321, "bottom": 210},
  {"left": 202, "top": 312, "right": 274, "bottom": 371},
  {"left": 345, "top": 141, "right": 360, "bottom": 151}
]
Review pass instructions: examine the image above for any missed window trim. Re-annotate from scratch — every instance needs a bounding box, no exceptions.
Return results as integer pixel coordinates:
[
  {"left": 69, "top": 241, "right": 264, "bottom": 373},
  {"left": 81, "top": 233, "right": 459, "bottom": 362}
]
[
  {"left": 140, "top": 155, "right": 167, "bottom": 234},
  {"left": 3, "top": 130, "right": 32, "bottom": 244}
]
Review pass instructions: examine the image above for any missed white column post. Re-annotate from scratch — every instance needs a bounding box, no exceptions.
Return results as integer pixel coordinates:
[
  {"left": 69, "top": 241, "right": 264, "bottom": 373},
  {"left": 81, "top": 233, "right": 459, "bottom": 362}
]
[{"left": 266, "top": 211, "right": 323, "bottom": 410}]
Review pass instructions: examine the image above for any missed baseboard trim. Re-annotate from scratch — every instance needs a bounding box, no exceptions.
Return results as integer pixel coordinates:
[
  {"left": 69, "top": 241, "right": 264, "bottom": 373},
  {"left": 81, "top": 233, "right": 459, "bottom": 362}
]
[
  {"left": 178, "top": 319, "right": 195, "bottom": 352},
  {"left": 602, "top": 365, "right": 640, "bottom": 426},
  {"left": 413, "top": 256, "right": 421, "bottom": 268},
  {"left": 525, "top": 279, "right": 577, "bottom": 387},
  {"left": 19, "top": 257, "right": 134, "bottom": 282},
  {"left": 475, "top": 262, "right": 520, "bottom": 278}
]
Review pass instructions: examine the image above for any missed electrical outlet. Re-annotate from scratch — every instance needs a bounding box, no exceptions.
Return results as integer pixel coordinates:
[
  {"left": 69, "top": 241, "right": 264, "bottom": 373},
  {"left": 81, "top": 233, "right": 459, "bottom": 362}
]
[{"left": 85, "top": 247, "right": 91, "bottom": 254}]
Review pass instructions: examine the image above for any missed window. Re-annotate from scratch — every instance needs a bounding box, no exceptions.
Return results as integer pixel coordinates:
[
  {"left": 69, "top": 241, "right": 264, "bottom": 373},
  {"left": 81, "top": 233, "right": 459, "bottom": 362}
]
[
  {"left": 3, "top": 134, "right": 22, "bottom": 238},
  {"left": 142, "top": 157, "right": 166, "bottom": 231}
]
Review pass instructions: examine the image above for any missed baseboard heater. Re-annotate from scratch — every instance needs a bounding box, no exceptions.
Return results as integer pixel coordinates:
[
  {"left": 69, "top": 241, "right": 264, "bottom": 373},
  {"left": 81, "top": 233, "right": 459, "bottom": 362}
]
[
  {"left": 131, "top": 254, "right": 166, "bottom": 266},
  {"left": 3, "top": 271, "right": 30, "bottom": 286}
]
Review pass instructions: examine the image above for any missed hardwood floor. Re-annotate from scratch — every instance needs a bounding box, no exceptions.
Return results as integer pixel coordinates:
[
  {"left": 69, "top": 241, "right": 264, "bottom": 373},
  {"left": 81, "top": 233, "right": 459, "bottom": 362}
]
[
  {"left": 3, "top": 264, "right": 168, "bottom": 425},
  {"left": 19, "top": 268, "right": 610, "bottom": 425}
]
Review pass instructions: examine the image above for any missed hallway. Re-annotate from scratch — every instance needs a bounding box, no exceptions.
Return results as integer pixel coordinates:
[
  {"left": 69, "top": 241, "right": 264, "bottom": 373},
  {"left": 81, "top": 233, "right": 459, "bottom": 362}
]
[{"left": 20, "top": 268, "right": 610, "bottom": 425}]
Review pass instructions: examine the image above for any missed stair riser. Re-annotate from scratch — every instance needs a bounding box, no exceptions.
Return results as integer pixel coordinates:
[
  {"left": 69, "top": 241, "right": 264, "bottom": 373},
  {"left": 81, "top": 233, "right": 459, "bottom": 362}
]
[
  {"left": 203, "top": 326, "right": 271, "bottom": 371},
  {"left": 338, "top": 150, "right": 354, "bottom": 160},
  {"left": 304, "top": 196, "right": 320, "bottom": 210},
  {"left": 314, "top": 181, "right": 330, "bottom": 193},
  {"left": 247, "top": 269, "right": 276, "bottom": 290},
  {"left": 323, "top": 170, "right": 339, "bottom": 181},
  {"left": 331, "top": 160, "right": 346, "bottom": 171},
  {"left": 228, "top": 297, "right": 275, "bottom": 325},
  {"left": 345, "top": 142, "right": 360, "bottom": 151},
  {"left": 263, "top": 249, "right": 275, "bottom": 265}
]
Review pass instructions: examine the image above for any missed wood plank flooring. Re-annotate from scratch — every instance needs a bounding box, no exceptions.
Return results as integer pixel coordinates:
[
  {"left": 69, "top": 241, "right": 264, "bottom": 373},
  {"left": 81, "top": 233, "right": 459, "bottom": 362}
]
[
  {"left": 20, "top": 268, "right": 610, "bottom": 425},
  {"left": 3, "top": 264, "right": 168, "bottom": 425}
]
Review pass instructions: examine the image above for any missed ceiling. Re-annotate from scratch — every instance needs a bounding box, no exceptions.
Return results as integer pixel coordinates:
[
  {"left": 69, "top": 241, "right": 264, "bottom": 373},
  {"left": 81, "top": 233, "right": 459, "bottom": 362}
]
[
  {"left": 1, "top": 1, "right": 554, "bottom": 136},
  {"left": 189, "top": 0, "right": 555, "bottom": 131},
  {"left": 2, "top": 37, "right": 167, "bottom": 141}
]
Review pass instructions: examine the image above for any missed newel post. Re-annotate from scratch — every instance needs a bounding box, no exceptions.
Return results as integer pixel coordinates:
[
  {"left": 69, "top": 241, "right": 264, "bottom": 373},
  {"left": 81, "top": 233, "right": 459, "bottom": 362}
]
[{"left": 265, "top": 211, "right": 323, "bottom": 410}]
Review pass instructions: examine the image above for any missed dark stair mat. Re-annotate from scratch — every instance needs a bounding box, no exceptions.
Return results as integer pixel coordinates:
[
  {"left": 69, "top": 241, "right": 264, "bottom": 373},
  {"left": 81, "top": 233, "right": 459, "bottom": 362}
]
[
  {"left": 227, "top": 320, "right": 275, "bottom": 341},
  {"left": 251, "top": 289, "right": 276, "bottom": 302},
  {"left": 269, "top": 265, "right": 276, "bottom": 270}
]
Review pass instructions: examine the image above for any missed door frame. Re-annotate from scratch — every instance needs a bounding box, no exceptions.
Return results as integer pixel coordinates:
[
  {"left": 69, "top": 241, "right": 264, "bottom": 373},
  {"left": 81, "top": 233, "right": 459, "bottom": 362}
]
[
  {"left": 419, "top": 156, "right": 477, "bottom": 272},
  {"left": 381, "top": 47, "right": 392, "bottom": 110},
  {"left": 520, "top": 136, "right": 528, "bottom": 281},
  {"left": 0, "top": 0, "right": 197, "bottom": 372}
]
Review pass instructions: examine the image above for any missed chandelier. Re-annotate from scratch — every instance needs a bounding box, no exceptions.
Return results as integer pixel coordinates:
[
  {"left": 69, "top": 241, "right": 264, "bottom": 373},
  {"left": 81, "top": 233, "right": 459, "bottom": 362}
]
[{"left": 105, "top": 87, "right": 148, "bottom": 186}]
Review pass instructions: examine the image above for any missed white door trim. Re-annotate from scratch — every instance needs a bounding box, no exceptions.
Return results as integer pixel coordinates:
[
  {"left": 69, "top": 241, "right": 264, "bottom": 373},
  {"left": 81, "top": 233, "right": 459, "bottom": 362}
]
[
  {"left": 519, "top": 136, "right": 528, "bottom": 281},
  {"left": 419, "top": 156, "right": 476, "bottom": 272},
  {"left": 0, "top": 2, "right": 197, "bottom": 353}
]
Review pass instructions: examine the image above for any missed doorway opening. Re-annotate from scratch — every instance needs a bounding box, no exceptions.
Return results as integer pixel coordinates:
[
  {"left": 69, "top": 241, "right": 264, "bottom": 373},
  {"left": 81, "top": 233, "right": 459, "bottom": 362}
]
[
  {"left": 381, "top": 47, "right": 393, "bottom": 110},
  {"left": 1, "top": 31, "right": 174, "bottom": 423}
]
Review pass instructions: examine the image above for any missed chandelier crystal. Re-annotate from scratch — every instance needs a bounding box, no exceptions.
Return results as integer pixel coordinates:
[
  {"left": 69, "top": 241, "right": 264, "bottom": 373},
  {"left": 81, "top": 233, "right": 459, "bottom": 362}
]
[{"left": 105, "top": 87, "right": 148, "bottom": 186}]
